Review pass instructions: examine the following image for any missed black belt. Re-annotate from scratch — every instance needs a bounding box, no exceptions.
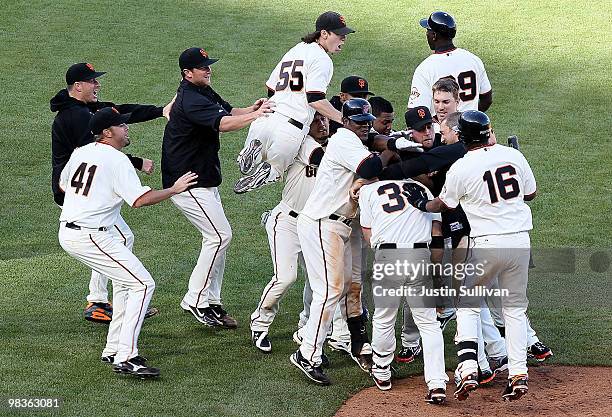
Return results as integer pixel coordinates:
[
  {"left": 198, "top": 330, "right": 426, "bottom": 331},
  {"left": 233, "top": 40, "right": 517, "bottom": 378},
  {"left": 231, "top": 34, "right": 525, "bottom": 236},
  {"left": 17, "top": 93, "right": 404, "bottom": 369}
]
[
  {"left": 378, "top": 242, "right": 428, "bottom": 249},
  {"left": 288, "top": 118, "right": 304, "bottom": 130},
  {"left": 329, "top": 214, "right": 352, "bottom": 226},
  {"left": 288, "top": 210, "right": 299, "bottom": 218},
  {"left": 65, "top": 222, "right": 107, "bottom": 232}
]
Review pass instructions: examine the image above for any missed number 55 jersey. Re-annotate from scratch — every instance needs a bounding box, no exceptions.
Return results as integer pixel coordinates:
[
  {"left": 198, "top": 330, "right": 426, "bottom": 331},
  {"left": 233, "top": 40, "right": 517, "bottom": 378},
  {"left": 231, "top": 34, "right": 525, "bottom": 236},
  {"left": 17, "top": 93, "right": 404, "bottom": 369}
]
[{"left": 59, "top": 142, "right": 150, "bottom": 229}]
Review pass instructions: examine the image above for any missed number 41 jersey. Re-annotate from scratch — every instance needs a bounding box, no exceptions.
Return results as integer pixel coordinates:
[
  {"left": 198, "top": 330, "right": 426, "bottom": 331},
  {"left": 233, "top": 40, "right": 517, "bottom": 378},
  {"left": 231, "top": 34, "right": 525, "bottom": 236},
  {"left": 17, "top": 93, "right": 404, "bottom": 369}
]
[
  {"left": 59, "top": 142, "right": 151, "bottom": 229},
  {"left": 409, "top": 47, "right": 491, "bottom": 114},
  {"left": 265, "top": 42, "right": 333, "bottom": 127},
  {"left": 439, "top": 144, "right": 536, "bottom": 237}
]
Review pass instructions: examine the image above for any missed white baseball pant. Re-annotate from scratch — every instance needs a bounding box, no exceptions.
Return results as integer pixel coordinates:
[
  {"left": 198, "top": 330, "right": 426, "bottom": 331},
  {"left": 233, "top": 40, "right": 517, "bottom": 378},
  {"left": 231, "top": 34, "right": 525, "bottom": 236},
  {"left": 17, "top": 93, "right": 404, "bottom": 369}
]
[
  {"left": 297, "top": 215, "right": 352, "bottom": 366},
  {"left": 171, "top": 187, "right": 232, "bottom": 308},
  {"left": 59, "top": 223, "right": 154, "bottom": 363},
  {"left": 87, "top": 214, "right": 133, "bottom": 303}
]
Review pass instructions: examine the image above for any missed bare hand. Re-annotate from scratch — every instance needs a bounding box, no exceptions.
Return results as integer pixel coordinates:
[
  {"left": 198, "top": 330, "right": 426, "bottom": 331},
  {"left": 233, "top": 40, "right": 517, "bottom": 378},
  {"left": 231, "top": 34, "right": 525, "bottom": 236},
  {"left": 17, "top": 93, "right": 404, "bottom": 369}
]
[
  {"left": 163, "top": 94, "right": 177, "bottom": 120},
  {"left": 252, "top": 98, "right": 267, "bottom": 111},
  {"left": 172, "top": 171, "right": 199, "bottom": 194},
  {"left": 350, "top": 178, "right": 376, "bottom": 201},
  {"left": 141, "top": 159, "right": 154, "bottom": 174},
  {"left": 489, "top": 129, "right": 497, "bottom": 145},
  {"left": 255, "top": 101, "right": 275, "bottom": 118}
]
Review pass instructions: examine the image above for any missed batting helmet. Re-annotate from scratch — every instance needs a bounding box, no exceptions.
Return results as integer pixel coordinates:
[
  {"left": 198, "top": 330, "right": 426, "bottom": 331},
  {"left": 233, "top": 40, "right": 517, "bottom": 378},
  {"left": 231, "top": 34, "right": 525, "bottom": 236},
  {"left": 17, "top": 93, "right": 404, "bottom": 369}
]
[
  {"left": 342, "top": 98, "right": 377, "bottom": 122},
  {"left": 458, "top": 110, "right": 491, "bottom": 145},
  {"left": 419, "top": 11, "right": 457, "bottom": 39}
]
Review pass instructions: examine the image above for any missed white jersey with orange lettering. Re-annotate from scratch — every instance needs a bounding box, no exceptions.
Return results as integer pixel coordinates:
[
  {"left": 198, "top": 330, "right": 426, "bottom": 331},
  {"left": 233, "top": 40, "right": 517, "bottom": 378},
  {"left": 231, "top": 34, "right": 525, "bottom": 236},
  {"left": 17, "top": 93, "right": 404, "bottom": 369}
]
[
  {"left": 439, "top": 144, "right": 536, "bottom": 237},
  {"left": 408, "top": 47, "right": 491, "bottom": 114},
  {"left": 359, "top": 179, "right": 441, "bottom": 247}
]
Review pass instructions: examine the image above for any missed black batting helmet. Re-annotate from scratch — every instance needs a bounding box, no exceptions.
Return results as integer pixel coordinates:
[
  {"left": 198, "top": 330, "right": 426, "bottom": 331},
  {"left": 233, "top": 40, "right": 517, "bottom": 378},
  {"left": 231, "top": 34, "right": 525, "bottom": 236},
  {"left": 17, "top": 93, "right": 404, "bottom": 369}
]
[
  {"left": 420, "top": 11, "right": 457, "bottom": 39},
  {"left": 342, "top": 98, "right": 377, "bottom": 122},
  {"left": 458, "top": 110, "right": 491, "bottom": 145}
]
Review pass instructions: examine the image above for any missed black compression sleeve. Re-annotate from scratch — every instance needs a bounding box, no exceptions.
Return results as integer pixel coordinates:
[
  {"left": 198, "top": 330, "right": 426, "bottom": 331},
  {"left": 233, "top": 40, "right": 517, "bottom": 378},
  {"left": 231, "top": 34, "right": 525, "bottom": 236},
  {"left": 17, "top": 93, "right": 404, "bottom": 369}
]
[
  {"left": 356, "top": 155, "right": 383, "bottom": 179},
  {"left": 309, "top": 147, "right": 325, "bottom": 166},
  {"left": 306, "top": 92, "right": 326, "bottom": 103}
]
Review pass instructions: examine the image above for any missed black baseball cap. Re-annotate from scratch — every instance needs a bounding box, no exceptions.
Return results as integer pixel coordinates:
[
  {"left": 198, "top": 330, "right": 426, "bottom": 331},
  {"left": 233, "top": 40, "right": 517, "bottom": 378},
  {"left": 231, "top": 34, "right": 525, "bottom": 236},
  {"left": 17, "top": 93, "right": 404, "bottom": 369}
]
[
  {"left": 66, "top": 63, "right": 106, "bottom": 85},
  {"left": 90, "top": 107, "right": 131, "bottom": 135},
  {"left": 405, "top": 106, "right": 433, "bottom": 130},
  {"left": 315, "top": 11, "right": 355, "bottom": 35},
  {"left": 179, "top": 47, "right": 219, "bottom": 70},
  {"left": 341, "top": 76, "right": 373, "bottom": 95}
]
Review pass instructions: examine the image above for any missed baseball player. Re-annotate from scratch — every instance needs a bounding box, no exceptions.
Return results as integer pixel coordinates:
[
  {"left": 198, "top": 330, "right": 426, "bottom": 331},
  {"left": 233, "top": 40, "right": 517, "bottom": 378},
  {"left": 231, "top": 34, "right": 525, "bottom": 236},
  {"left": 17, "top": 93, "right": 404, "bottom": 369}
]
[
  {"left": 162, "top": 47, "right": 273, "bottom": 328},
  {"left": 234, "top": 11, "right": 354, "bottom": 194},
  {"left": 50, "top": 62, "right": 171, "bottom": 323},
  {"left": 328, "top": 75, "right": 374, "bottom": 136},
  {"left": 58, "top": 107, "right": 198, "bottom": 377},
  {"left": 369, "top": 96, "right": 395, "bottom": 136},
  {"left": 290, "top": 98, "right": 409, "bottom": 385},
  {"left": 408, "top": 11, "right": 492, "bottom": 115},
  {"left": 250, "top": 113, "right": 328, "bottom": 352},
  {"left": 359, "top": 178, "right": 448, "bottom": 404},
  {"left": 403, "top": 110, "right": 536, "bottom": 401}
]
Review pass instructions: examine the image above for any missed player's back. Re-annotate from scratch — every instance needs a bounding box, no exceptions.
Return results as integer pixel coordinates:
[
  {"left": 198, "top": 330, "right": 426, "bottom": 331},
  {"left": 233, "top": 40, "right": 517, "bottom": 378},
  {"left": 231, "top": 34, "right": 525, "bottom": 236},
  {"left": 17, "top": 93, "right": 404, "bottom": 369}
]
[
  {"left": 266, "top": 42, "right": 333, "bottom": 126},
  {"left": 410, "top": 47, "right": 491, "bottom": 112},
  {"left": 444, "top": 144, "right": 536, "bottom": 237},
  {"left": 59, "top": 143, "right": 133, "bottom": 228},
  {"left": 359, "top": 179, "right": 441, "bottom": 247}
]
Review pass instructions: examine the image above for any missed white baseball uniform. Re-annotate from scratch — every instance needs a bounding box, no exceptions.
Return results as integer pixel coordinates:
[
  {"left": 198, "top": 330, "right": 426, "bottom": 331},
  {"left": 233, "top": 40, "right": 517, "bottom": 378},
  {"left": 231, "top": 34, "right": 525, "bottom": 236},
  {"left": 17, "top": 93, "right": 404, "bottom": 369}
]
[
  {"left": 58, "top": 142, "right": 154, "bottom": 364},
  {"left": 359, "top": 179, "right": 448, "bottom": 390},
  {"left": 250, "top": 136, "right": 324, "bottom": 332},
  {"left": 439, "top": 143, "right": 536, "bottom": 378},
  {"left": 297, "top": 128, "right": 373, "bottom": 366},
  {"left": 241, "top": 41, "right": 333, "bottom": 183},
  {"left": 408, "top": 47, "right": 491, "bottom": 114}
]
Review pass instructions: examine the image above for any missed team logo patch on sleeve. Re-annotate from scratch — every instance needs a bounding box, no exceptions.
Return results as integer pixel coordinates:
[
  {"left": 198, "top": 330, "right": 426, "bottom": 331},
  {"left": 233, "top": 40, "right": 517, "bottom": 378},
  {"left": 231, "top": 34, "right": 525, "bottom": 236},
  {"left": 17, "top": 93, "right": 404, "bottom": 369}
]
[{"left": 410, "top": 87, "right": 420, "bottom": 99}]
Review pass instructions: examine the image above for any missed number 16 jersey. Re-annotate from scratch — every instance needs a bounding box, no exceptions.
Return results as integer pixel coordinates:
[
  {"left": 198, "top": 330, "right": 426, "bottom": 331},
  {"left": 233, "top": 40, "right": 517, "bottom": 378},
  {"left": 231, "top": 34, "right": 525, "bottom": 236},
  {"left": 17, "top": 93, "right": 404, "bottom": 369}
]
[
  {"left": 266, "top": 42, "right": 333, "bottom": 127},
  {"left": 59, "top": 142, "right": 151, "bottom": 229}
]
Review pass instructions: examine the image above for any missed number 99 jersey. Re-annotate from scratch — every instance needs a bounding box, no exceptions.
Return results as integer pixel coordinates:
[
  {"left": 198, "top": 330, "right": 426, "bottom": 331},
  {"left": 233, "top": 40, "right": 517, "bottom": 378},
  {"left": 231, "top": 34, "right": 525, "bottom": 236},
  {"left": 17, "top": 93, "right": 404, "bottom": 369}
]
[
  {"left": 266, "top": 42, "right": 333, "bottom": 127},
  {"left": 408, "top": 47, "right": 491, "bottom": 114},
  {"left": 59, "top": 142, "right": 151, "bottom": 229}
]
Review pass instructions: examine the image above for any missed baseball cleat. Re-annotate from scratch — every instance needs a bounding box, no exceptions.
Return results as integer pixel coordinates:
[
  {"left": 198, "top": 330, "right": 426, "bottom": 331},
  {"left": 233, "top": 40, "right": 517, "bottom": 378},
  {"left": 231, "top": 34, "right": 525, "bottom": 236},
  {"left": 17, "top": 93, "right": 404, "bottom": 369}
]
[
  {"left": 233, "top": 162, "right": 272, "bottom": 194},
  {"left": 490, "top": 355, "right": 509, "bottom": 376},
  {"left": 327, "top": 338, "right": 351, "bottom": 355},
  {"left": 251, "top": 330, "right": 272, "bottom": 353},
  {"left": 478, "top": 368, "right": 495, "bottom": 385},
  {"left": 351, "top": 342, "right": 374, "bottom": 373},
  {"left": 292, "top": 329, "right": 304, "bottom": 345},
  {"left": 437, "top": 311, "right": 456, "bottom": 331},
  {"left": 237, "top": 139, "right": 263, "bottom": 175},
  {"left": 113, "top": 356, "right": 160, "bottom": 379},
  {"left": 425, "top": 388, "right": 446, "bottom": 405},
  {"left": 371, "top": 364, "right": 392, "bottom": 391},
  {"left": 290, "top": 350, "right": 330, "bottom": 386},
  {"left": 180, "top": 301, "right": 223, "bottom": 327},
  {"left": 528, "top": 342, "right": 553, "bottom": 362},
  {"left": 84, "top": 302, "right": 112, "bottom": 324},
  {"left": 502, "top": 374, "right": 528, "bottom": 401},
  {"left": 209, "top": 304, "right": 238, "bottom": 329},
  {"left": 101, "top": 355, "right": 115, "bottom": 365},
  {"left": 454, "top": 372, "right": 479, "bottom": 401},
  {"left": 321, "top": 351, "right": 331, "bottom": 368},
  {"left": 144, "top": 306, "right": 159, "bottom": 319},
  {"left": 396, "top": 345, "right": 421, "bottom": 363}
]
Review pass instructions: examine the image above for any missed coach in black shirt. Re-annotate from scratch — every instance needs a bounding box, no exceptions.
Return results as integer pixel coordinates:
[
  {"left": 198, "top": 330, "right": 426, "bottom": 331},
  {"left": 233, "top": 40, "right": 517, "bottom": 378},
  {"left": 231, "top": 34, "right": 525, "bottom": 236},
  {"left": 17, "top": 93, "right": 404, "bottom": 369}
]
[{"left": 162, "top": 47, "right": 272, "bottom": 328}]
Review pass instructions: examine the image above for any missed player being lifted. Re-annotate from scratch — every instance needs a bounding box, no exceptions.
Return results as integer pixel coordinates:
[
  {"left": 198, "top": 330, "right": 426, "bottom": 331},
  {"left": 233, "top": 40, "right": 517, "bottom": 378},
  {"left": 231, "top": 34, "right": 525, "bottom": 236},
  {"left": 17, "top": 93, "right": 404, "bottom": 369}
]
[{"left": 234, "top": 11, "right": 353, "bottom": 194}]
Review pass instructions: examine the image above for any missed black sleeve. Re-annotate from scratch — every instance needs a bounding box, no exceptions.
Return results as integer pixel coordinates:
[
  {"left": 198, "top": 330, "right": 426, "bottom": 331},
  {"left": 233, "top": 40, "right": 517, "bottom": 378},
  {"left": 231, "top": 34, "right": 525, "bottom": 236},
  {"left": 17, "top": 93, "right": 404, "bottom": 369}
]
[
  {"left": 111, "top": 103, "right": 164, "bottom": 123},
  {"left": 379, "top": 144, "right": 465, "bottom": 180},
  {"left": 356, "top": 155, "right": 383, "bottom": 179},
  {"left": 126, "top": 154, "right": 144, "bottom": 171},
  {"left": 183, "top": 92, "right": 230, "bottom": 130},
  {"left": 267, "top": 87, "right": 275, "bottom": 98},
  {"left": 306, "top": 92, "right": 326, "bottom": 103},
  {"left": 308, "top": 147, "right": 325, "bottom": 166}
]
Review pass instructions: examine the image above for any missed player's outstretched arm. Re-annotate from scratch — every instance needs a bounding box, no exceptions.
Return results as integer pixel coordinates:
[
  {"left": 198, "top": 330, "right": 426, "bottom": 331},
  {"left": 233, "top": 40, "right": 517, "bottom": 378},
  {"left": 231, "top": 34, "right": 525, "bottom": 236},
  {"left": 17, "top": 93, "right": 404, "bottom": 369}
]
[
  {"left": 230, "top": 98, "right": 268, "bottom": 116},
  {"left": 219, "top": 101, "right": 274, "bottom": 132},
  {"left": 133, "top": 172, "right": 198, "bottom": 208},
  {"left": 402, "top": 183, "right": 448, "bottom": 213}
]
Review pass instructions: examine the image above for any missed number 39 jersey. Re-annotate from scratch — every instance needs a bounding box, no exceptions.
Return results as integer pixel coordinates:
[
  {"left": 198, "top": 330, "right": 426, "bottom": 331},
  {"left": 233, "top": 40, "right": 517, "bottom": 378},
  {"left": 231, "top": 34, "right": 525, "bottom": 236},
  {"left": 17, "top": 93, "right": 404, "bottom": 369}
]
[
  {"left": 408, "top": 47, "right": 491, "bottom": 114},
  {"left": 359, "top": 179, "right": 441, "bottom": 248},
  {"left": 439, "top": 144, "right": 536, "bottom": 237},
  {"left": 59, "top": 142, "right": 151, "bottom": 229},
  {"left": 266, "top": 42, "right": 333, "bottom": 127}
]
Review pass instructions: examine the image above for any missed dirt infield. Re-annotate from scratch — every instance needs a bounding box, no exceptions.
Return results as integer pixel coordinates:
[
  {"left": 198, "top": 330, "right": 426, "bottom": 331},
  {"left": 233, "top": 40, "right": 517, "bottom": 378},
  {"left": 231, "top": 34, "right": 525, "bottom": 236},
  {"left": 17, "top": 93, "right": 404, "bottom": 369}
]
[{"left": 335, "top": 366, "right": 612, "bottom": 417}]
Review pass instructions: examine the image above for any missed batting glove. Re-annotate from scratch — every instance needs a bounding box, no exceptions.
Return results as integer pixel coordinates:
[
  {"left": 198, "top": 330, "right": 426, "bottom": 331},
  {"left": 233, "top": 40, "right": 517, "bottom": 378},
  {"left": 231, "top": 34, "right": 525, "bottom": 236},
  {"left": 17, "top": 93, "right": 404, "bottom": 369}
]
[{"left": 401, "top": 183, "right": 430, "bottom": 212}]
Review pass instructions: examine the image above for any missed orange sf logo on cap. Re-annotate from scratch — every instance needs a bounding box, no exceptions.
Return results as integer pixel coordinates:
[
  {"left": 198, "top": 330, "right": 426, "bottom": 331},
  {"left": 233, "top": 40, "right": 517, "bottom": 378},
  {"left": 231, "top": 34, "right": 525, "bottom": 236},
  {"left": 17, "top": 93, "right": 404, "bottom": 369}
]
[
  {"left": 339, "top": 15, "right": 346, "bottom": 25},
  {"left": 112, "top": 107, "right": 120, "bottom": 114},
  {"left": 418, "top": 109, "right": 426, "bottom": 118},
  {"left": 358, "top": 79, "right": 366, "bottom": 88},
  {"left": 86, "top": 63, "right": 94, "bottom": 71},
  {"left": 200, "top": 49, "right": 208, "bottom": 58}
]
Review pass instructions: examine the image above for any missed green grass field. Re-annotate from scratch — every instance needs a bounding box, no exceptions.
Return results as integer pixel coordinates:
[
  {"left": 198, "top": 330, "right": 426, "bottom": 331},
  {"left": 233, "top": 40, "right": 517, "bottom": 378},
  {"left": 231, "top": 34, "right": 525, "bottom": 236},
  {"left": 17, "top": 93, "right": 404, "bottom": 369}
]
[{"left": 1, "top": 0, "right": 611, "bottom": 416}]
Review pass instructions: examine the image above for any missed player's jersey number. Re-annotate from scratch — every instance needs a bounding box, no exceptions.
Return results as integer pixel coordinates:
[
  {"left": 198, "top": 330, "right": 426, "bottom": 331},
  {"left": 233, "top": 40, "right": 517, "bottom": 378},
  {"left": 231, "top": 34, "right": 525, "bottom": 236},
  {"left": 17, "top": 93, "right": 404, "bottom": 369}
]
[
  {"left": 377, "top": 182, "right": 423, "bottom": 213},
  {"left": 482, "top": 165, "right": 520, "bottom": 203},
  {"left": 305, "top": 166, "right": 317, "bottom": 178},
  {"left": 276, "top": 60, "right": 304, "bottom": 92},
  {"left": 71, "top": 162, "right": 98, "bottom": 196},
  {"left": 442, "top": 70, "right": 477, "bottom": 102}
]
